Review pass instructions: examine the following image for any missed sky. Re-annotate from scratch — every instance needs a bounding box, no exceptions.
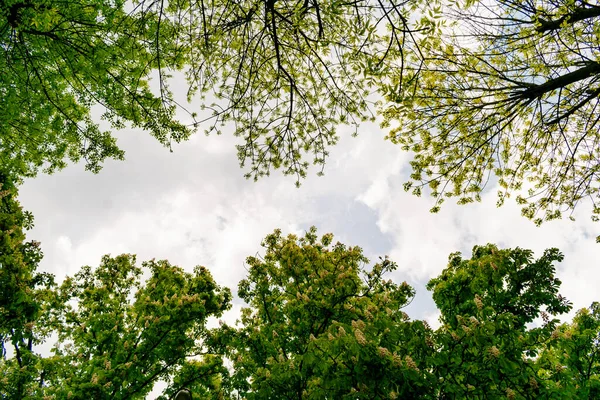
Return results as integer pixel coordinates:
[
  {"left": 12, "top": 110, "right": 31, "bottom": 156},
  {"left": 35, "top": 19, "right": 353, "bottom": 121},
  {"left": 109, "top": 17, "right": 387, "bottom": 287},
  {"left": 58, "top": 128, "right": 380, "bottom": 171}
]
[{"left": 18, "top": 114, "right": 600, "bottom": 331}]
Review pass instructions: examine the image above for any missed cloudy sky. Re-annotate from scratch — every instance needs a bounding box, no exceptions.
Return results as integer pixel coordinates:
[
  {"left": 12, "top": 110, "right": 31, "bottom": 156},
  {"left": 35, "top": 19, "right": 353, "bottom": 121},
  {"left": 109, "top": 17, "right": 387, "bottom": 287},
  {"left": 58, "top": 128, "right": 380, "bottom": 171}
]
[{"left": 19, "top": 113, "right": 599, "bottom": 330}]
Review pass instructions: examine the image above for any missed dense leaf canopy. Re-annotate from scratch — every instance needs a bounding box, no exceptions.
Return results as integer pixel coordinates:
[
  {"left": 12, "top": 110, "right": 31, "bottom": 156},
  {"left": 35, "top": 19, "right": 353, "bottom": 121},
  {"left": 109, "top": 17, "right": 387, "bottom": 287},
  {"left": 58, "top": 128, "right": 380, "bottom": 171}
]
[
  {"left": 4, "top": 0, "right": 600, "bottom": 237},
  {"left": 177, "top": 0, "right": 429, "bottom": 183},
  {"left": 428, "top": 244, "right": 572, "bottom": 399},
  {"left": 0, "top": 206, "right": 598, "bottom": 398},
  {"left": 208, "top": 228, "right": 435, "bottom": 398},
  {"left": 536, "top": 302, "right": 600, "bottom": 398},
  {"left": 0, "top": 177, "right": 232, "bottom": 398},
  {"left": 0, "top": 0, "right": 191, "bottom": 178},
  {"left": 2, "top": 0, "right": 600, "bottom": 397}
]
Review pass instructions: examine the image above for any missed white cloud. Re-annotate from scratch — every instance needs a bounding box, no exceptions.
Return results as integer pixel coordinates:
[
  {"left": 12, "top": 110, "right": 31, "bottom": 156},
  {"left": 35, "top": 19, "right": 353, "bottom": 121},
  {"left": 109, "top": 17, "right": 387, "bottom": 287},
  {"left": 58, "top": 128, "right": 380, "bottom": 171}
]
[
  {"left": 356, "top": 151, "right": 600, "bottom": 321},
  {"left": 424, "top": 310, "right": 442, "bottom": 330}
]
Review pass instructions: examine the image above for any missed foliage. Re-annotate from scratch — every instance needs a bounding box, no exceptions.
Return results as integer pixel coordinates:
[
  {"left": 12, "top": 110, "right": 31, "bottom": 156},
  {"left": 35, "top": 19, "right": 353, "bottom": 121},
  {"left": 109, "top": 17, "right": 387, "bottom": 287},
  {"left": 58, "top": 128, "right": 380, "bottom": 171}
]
[
  {"left": 536, "top": 302, "right": 600, "bottom": 398},
  {"left": 39, "top": 255, "right": 232, "bottom": 399},
  {"left": 0, "top": 0, "right": 191, "bottom": 179},
  {"left": 382, "top": 0, "right": 600, "bottom": 235},
  {"left": 2, "top": 222, "right": 599, "bottom": 399},
  {"left": 1, "top": 0, "right": 443, "bottom": 184},
  {"left": 428, "top": 244, "right": 572, "bottom": 399},
  {"left": 0, "top": 171, "right": 54, "bottom": 399},
  {"left": 208, "top": 227, "right": 436, "bottom": 399},
  {"left": 0, "top": 184, "right": 232, "bottom": 399},
  {"left": 0, "top": 170, "right": 46, "bottom": 334},
  {"left": 178, "top": 0, "right": 434, "bottom": 184}
]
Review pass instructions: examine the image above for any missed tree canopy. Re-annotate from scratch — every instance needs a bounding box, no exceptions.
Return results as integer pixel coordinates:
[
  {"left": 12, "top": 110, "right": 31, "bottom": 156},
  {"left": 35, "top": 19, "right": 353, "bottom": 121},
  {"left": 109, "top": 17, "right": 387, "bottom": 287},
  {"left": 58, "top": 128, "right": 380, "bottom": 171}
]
[
  {"left": 428, "top": 244, "right": 572, "bottom": 399},
  {"left": 3, "top": 0, "right": 600, "bottom": 396},
  {"left": 1, "top": 252, "right": 232, "bottom": 399},
  {"left": 0, "top": 0, "right": 436, "bottom": 184},
  {"left": 0, "top": 175, "right": 232, "bottom": 399},
  {"left": 536, "top": 301, "right": 600, "bottom": 398},
  {"left": 0, "top": 0, "right": 191, "bottom": 178},
  {"left": 382, "top": 0, "right": 600, "bottom": 234},
  {"left": 207, "top": 227, "right": 435, "bottom": 399},
  {"left": 0, "top": 171, "right": 54, "bottom": 399},
  {"left": 1, "top": 215, "right": 598, "bottom": 398},
  {"left": 44, "top": 255, "right": 231, "bottom": 399}
]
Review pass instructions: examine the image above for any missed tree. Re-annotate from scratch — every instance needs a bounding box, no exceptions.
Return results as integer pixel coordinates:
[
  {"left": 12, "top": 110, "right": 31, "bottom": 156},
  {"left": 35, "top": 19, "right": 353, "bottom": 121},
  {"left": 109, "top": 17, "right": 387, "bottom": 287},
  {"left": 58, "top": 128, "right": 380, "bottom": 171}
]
[
  {"left": 0, "top": 170, "right": 54, "bottom": 398},
  {"left": 0, "top": 170, "right": 47, "bottom": 334},
  {"left": 381, "top": 0, "right": 600, "bottom": 236},
  {"left": 208, "top": 227, "right": 436, "bottom": 399},
  {"left": 210, "top": 229, "right": 595, "bottom": 399},
  {"left": 0, "top": 172, "right": 232, "bottom": 398},
  {"left": 0, "top": 172, "right": 45, "bottom": 397},
  {"left": 427, "top": 244, "right": 572, "bottom": 399},
  {"left": 536, "top": 302, "right": 600, "bottom": 398},
  {"left": 2, "top": 222, "right": 599, "bottom": 398},
  {"left": 0, "top": 170, "right": 54, "bottom": 399},
  {"left": 41, "top": 255, "right": 232, "bottom": 399},
  {"left": 179, "top": 0, "right": 435, "bottom": 184},
  {"left": 1, "top": 0, "right": 438, "bottom": 184},
  {"left": 0, "top": 251, "right": 232, "bottom": 398}
]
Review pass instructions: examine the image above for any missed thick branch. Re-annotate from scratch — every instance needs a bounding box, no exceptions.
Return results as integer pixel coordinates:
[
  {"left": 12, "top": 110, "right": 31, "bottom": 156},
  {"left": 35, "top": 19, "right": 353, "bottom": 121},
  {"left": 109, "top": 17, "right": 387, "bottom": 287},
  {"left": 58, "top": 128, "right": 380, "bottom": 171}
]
[
  {"left": 514, "top": 62, "right": 600, "bottom": 100},
  {"left": 536, "top": 5, "right": 600, "bottom": 33}
]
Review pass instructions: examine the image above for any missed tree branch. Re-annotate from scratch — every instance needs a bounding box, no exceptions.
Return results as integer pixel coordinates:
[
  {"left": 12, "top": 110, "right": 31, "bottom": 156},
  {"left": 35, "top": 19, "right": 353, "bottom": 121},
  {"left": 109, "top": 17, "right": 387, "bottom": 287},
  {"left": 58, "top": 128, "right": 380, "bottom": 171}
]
[{"left": 536, "top": 5, "right": 600, "bottom": 33}]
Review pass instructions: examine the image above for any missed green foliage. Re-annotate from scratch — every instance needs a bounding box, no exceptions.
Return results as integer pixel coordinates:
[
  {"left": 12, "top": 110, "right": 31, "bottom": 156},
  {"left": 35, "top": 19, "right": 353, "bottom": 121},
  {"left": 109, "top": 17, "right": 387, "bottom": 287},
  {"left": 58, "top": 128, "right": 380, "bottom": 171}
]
[
  {"left": 0, "top": 0, "right": 191, "bottom": 179},
  {"left": 1, "top": 0, "right": 444, "bottom": 184},
  {"left": 536, "top": 302, "right": 600, "bottom": 398},
  {"left": 178, "top": 0, "right": 433, "bottom": 184},
  {"left": 428, "top": 244, "right": 572, "bottom": 399},
  {"left": 0, "top": 171, "right": 54, "bottom": 399},
  {"left": 0, "top": 202, "right": 232, "bottom": 399},
  {"left": 208, "top": 227, "right": 436, "bottom": 399},
  {"left": 0, "top": 179, "right": 231, "bottom": 398},
  {"left": 428, "top": 245, "right": 571, "bottom": 328},
  {"left": 382, "top": 0, "right": 600, "bottom": 233},
  {"left": 40, "top": 255, "right": 232, "bottom": 399},
  {"left": 1, "top": 221, "right": 599, "bottom": 399},
  {"left": 0, "top": 170, "right": 45, "bottom": 333}
]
